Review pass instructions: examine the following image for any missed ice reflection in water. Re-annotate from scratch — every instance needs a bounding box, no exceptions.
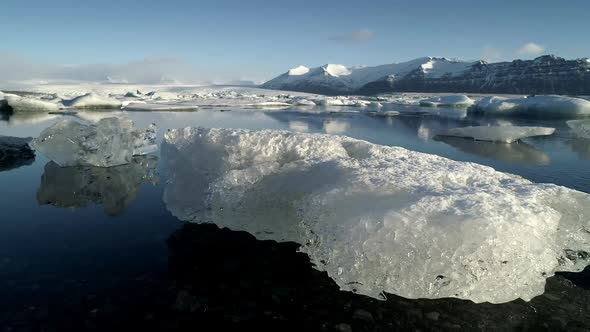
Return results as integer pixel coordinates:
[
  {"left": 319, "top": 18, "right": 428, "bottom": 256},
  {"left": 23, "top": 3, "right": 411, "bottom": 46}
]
[
  {"left": 434, "top": 136, "right": 551, "bottom": 164},
  {"left": 37, "top": 156, "right": 158, "bottom": 216}
]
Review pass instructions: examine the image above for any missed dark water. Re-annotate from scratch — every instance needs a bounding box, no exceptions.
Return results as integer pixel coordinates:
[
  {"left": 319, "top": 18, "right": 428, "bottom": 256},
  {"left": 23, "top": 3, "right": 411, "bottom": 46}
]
[{"left": 1, "top": 106, "right": 589, "bottom": 331}]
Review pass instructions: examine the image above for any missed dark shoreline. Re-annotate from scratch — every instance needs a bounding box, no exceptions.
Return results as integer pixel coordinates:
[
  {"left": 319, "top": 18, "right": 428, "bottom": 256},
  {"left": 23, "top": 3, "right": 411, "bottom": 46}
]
[{"left": 2, "top": 223, "right": 588, "bottom": 332}]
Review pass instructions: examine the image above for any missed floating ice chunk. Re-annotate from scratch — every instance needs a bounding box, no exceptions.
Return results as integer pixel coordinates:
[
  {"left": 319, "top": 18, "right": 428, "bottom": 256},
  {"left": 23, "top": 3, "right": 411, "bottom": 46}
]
[
  {"left": 419, "top": 95, "right": 474, "bottom": 107},
  {"left": 437, "top": 126, "right": 555, "bottom": 143},
  {"left": 124, "top": 102, "right": 199, "bottom": 112},
  {"left": 0, "top": 136, "right": 35, "bottom": 172},
  {"left": 2, "top": 93, "right": 61, "bottom": 112},
  {"left": 64, "top": 93, "right": 122, "bottom": 109},
  {"left": 37, "top": 156, "right": 158, "bottom": 216},
  {"left": 293, "top": 99, "right": 317, "bottom": 106},
  {"left": 368, "top": 110, "right": 400, "bottom": 117},
  {"left": 471, "top": 95, "right": 590, "bottom": 117},
  {"left": 244, "top": 101, "right": 292, "bottom": 109},
  {"left": 162, "top": 128, "right": 590, "bottom": 304},
  {"left": 31, "top": 117, "right": 157, "bottom": 167},
  {"left": 567, "top": 119, "right": 590, "bottom": 139}
]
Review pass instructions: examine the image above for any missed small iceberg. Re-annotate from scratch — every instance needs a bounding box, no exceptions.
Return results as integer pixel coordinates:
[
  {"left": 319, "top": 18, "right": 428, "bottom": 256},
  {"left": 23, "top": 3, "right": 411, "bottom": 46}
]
[
  {"left": 124, "top": 102, "right": 199, "bottom": 112},
  {"left": 470, "top": 95, "right": 590, "bottom": 117},
  {"left": 567, "top": 119, "right": 590, "bottom": 139},
  {"left": 2, "top": 93, "right": 61, "bottom": 112},
  {"left": 162, "top": 127, "right": 590, "bottom": 304},
  {"left": 31, "top": 117, "right": 157, "bottom": 167},
  {"left": 419, "top": 95, "right": 474, "bottom": 107},
  {"left": 436, "top": 125, "right": 555, "bottom": 143},
  {"left": 63, "top": 92, "right": 122, "bottom": 109}
]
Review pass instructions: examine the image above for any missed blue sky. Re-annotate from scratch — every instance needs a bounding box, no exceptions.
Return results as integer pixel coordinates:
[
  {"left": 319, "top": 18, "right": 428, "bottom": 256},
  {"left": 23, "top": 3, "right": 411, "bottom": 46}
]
[{"left": 1, "top": 0, "right": 589, "bottom": 82}]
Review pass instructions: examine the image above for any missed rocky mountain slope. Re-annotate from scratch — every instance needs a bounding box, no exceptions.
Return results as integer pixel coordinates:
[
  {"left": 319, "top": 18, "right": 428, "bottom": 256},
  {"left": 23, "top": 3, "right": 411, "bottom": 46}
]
[{"left": 262, "top": 55, "right": 590, "bottom": 96}]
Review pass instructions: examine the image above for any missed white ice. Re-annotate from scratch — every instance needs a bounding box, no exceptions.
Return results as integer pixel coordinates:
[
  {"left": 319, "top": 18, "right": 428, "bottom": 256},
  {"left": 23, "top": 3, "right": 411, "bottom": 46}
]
[
  {"left": 162, "top": 128, "right": 590, "bottom": 304},
  {"left": 567, "top": 119, "right": 590, "bottom": 139},
  {"left": 437, "top": 125, "right": 556, "bottom": 143},
  {"left": 31, "top": 117, "right": 157, "bottom": 167},
  {"left": 1, "top": 93, "right": 61, "bottom": 112},
  {"left": 63, "top": 92, "right": 122, "bottom": 109},
  {"left": 419, "top": 95, "right": 475, "bottom": 107},
  {"left": 470, "top": 95, "right": 590, "bottom": 117}
]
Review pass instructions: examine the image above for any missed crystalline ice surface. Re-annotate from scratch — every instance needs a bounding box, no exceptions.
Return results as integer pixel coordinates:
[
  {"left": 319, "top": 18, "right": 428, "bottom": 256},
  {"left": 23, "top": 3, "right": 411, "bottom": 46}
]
[
  {"left": 31, "top": 117, "right": 157, "bottom": 167},
  {"left": 437, "top": 126, "right": 555, "bottom": 143},
  {"left": 162, "top": 127, "right": 590, "bottom": 304}
]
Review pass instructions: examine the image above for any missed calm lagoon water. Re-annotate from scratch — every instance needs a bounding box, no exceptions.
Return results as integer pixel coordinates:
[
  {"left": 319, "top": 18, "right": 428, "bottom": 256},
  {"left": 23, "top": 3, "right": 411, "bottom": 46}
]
[{"left": 1, "top": 106, "right": 589, "bottom": 330}]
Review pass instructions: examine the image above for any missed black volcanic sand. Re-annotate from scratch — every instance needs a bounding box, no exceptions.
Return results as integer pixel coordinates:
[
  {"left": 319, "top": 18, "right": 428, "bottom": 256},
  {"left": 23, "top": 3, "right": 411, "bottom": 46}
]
[{"left": 1, "top": 223, "right": 589, "bottom": 332}]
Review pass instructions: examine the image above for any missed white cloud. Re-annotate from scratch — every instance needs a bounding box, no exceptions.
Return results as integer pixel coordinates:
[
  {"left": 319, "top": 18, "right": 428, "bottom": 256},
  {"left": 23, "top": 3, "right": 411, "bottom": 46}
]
[
  {"left": 0, "top": 53, "right": 206, "bottom": 85},
  {"left": 515, "top": 42, "right": 545, "bottom": 58},
  {"left": 481, "top": 46, "right": 503, "bottom": 62},
  {"left": 331, "top": 28, "right": 375, "bottom": 43}
]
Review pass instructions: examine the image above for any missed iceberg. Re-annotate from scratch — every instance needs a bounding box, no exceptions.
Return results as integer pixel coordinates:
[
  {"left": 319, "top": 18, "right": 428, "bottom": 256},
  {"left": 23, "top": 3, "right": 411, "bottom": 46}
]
[
  {"left": 470, "top": 95, "right": 590, "bottom": 117},
  {"left": 162, "top": 128, "right": 590, "bottom": 304},
  {"left": 0, "top": 136, "right": 35, "bottom": 172},
  {"left": 436, "top": 126, "right": 555, "bottom": 143},
  {"left": 2, "top": 93, "right": 61, "bottom": 112},
  {"left": 37, "top": 156, "right": 158, "bottom": 216},
  {"left": 31, "top": 117, "right": 157, "bottom": 167},
  {"left": 567, "top": 119, "right": 590, "bottom": 139},
  {"left": 419, "top": 95, "right": 474, "bottom": 107},
  {"left": 63, "top": 92, "right": 122, "bottom": 109},
  {"left": 124, "top": 102, "right": 199, "bottom": 112}
]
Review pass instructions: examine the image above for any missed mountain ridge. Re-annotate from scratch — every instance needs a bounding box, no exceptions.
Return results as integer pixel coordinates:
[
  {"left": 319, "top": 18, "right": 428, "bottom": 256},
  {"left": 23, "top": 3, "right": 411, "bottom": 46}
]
[{"left": 262, "top": 55, "right": 590, "bottom": 96}]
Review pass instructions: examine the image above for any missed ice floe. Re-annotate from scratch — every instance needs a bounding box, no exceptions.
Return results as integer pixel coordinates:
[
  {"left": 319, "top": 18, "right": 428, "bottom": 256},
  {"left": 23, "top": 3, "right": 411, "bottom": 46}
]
[
  {"left": 470, "top": 95, "right": 590, "bottom": 117},
  {"left": 162, "top": 128, "right": 590, "bottom": 304},
  {"left": 567, "top": 119, "right": 590, "bottom": 139},
  {"left": 436, "top": 126, "right": 556, "bottom": 143},
  {"left": 63, "top": 92, "right": 122, "bottom": 109},
  {"left": 2, "top": 93, "right": 61, "bottom": 112},
  {"left": 31, "top": 117, "right": 157, "bottom": 167},
  {"left": 419, "top": 95, "right": 474, "bottom": 107}
]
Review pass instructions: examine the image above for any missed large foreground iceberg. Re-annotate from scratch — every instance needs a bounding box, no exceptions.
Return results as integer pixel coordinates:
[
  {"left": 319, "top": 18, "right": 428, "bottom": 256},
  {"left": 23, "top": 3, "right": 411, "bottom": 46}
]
[
  {"left": 162, "top": 128, "right": 590, "bottom": 304},
  {"left": 31, "top": 117, "right": 157, "bottom": 167},
  {"left": 470, "top": 95, "right": 590, "bottom": 117},
  {"left": 436, "top": 125, "right": 555, "bottom": 143}
]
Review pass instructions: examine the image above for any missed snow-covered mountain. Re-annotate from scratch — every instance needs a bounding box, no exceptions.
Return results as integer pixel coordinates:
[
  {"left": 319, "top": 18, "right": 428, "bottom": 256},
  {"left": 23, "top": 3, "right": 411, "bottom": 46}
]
[{"left": 262, "top": 55, "right": 590, "bottom": 96}]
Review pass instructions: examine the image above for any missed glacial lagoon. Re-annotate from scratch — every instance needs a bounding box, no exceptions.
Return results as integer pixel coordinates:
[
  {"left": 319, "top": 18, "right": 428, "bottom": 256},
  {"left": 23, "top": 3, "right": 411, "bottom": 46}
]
[{"left": 1, "top": 105, "right": 590, "bottom": 330}]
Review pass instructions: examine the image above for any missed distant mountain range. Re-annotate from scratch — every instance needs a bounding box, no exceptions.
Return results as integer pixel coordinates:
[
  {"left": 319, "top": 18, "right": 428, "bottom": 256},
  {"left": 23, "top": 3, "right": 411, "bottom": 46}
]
[{"left": 262, "top": 55, "right": 590, "bottom": 96}]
